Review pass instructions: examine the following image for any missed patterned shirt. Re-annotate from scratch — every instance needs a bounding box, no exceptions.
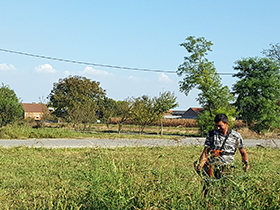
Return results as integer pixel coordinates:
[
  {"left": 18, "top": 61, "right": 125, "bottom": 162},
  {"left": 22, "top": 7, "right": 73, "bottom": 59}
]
[{"left": 204, "top": 129, "right": 244, "bottom": 165}]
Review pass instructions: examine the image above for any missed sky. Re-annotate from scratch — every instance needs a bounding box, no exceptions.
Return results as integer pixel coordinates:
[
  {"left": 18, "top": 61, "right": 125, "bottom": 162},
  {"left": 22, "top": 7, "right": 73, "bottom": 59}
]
[{"left": 1, "top": 1, "right": 280, "bottom": 110}]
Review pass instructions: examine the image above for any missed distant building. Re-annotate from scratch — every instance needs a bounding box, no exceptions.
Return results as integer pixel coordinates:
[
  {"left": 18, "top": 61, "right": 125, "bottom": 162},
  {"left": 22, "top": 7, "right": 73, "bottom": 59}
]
[
  {"left": 163, "top": 110, "right": 181, "bottom": 119},
  {"left": 182, "top": 107, "right": 204, "bottom": 119},
  {"left": 171, "top": 110, "right": 186, "bottom": 118},
  {"left": 21, "top": 103, "right": 48, "bottom": 120},
  {"left": 164, "top": 107, "right": 204, "bottom": 119}
]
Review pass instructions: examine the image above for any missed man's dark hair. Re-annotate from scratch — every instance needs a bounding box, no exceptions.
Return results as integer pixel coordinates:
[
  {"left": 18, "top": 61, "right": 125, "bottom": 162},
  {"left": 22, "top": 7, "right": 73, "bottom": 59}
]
[{"left": 214, "top": 113, "right": 228, "bottom": 123}]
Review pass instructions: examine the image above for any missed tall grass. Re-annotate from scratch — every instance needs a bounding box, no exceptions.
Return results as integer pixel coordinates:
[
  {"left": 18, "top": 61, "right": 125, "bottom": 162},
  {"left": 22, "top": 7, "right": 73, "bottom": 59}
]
[{"left": 0, "top": 146, "right": 279, "bottom": 209}]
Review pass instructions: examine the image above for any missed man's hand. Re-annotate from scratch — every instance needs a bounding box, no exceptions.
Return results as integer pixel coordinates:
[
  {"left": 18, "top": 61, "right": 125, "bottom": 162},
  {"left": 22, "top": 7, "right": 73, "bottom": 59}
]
[
  {"left": 194, "top": 161, "right": 201, "bottom": 174},
  {"left": 240, "top": 148, "right": 249, "bottom": 172},
  {"left": 244, "top": 162, "right": 250, "bottom": 172}
]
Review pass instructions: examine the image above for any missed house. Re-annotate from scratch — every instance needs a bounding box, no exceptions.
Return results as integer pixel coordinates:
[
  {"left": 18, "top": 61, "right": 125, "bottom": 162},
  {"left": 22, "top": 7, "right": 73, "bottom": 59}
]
[
  {"left": 21, "top": 103, "right": 48, "bottom": 120},
  {"left": 181, "top": 107, "right": 204, "bottom": 119},
  {"left": 163, "top": 110, "right": 186, "bottom": 119},
  {"left": 163, "top": 110, "right": 180, "bottom": 119},
  {"left": 171, "top": 110, "right": 186, "bottom": 118}
]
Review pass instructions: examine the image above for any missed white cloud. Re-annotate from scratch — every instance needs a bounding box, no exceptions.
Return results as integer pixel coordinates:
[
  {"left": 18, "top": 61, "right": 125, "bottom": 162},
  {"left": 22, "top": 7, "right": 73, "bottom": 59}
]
[
  {"left": 128, "top": 75, "right": 138, "bottom": 80},
  {"left": 0, "top": 63, "right": 16, "bottom": 71},
  {"left": 81, "top": 66, "right": 111, "bottom": 76},
  {"left": 34, "top": 64, "right": 56, "bottom": 73},
  {"left": 158, "top": 73, "right": 172, "bottom": 83}
]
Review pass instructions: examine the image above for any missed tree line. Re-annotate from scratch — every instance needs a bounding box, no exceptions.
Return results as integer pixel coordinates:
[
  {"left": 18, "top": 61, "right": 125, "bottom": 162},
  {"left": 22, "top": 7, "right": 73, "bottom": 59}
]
[
  {"left": 1, "top": 36, "right": 280, "bottom": 134},
  {"left": 47, "top": 76, "right": 178, "bottom": 134}
]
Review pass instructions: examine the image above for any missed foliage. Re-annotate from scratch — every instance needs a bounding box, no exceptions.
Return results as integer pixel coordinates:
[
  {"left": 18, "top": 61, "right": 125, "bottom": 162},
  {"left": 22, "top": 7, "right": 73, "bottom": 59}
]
[
  {"left": 262, "top": 42, "right": 280, "bottom": 63},
  {"left": 153, "top": 91, "right": 178, "bottom": 114},
  {"left": 0, "top": 83, "right": 24, "bottom": 127},
  {"left": 48, "top": 76, "right": 106, "bottom": 120},
  {"left": 99, "top": 97, "right": 117, "bottom": 128},
  {"left": 131, "top": 95, "right": 157, "bottom": 134},
  {"left": 115, "top": 99, "right": 133, "bottom": 134},
  {"left": 233, "top": 57, "right": 280, "bottom": 132},
  {"left": 67, "top": 101, "right": 98, "bottom": 130},
  {"left": 197, "top": 107, "right": 237, "bottom": 136},
  {"left": 36, "top": 103, "right": 54, "bottom": 128},
  {"left": 177, "top": 36, "right": 236, "bottom": 132},
  {"left": 131, "top": 92, "right": 178, "bottom": 134},
  {"left": 154, "top": 91, "right": 178, "bottom": 135},
  {"left": 0, "top": 146, "right": 279, "bottom": 209}
]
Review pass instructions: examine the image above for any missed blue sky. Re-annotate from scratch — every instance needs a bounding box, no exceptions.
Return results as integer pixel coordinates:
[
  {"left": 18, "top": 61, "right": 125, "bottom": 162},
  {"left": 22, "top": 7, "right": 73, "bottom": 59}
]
[{"left": 1, "top": 1, "right": 279, "bottom": 110}]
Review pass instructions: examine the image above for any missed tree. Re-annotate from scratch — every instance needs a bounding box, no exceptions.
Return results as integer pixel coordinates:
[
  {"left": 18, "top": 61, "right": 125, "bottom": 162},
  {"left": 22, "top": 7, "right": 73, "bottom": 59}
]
[
  {"left": 177, "top": 36, "right": 235, "bottom": 133},
  {"left": 131, "top": 95, "right": 157, "bottom": 134},
  {"left": 232, "top": 57, "right": 280, "bottom": 132},
  {"left": 48, "top": 76, "right": 106, "bottom": 122},
  {"left": 263, "top": 43, "right": 280, "bottom": 109},
  {"left": 131, "top": 92, "right": 178, "bottom": 134},
  {"left": 153, "top": 91, "right": 178, "bottom": 135},
  {"left": 67, "top": 101, "right": 98, "bottom": 130},
  {"left": 262, "top": 43, "right": 280, "bottom": 63},
  {"left": 0, "top": 84, "right": 24, "bottom": 127},
  {"left": 99, "top": 97, "right": 117, "bottom": 128},
  {"left": 115, "top": 99, "right": 132, "bottom": 134}
]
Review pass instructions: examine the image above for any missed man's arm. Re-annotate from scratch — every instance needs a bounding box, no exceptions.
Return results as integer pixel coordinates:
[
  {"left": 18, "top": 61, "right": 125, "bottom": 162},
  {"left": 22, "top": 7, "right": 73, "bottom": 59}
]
[
  {"left": 196, "top": 147, "right": 210, "bottom": 172},
  {"left": 239, "top": 147, "right": 250, "bottom": 172}
]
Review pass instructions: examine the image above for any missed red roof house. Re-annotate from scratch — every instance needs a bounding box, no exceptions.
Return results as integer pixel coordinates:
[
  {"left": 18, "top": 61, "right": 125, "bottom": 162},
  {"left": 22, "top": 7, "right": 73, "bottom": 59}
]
[{"left": 21, "top": 103, "right": 48, "bottom": 120}]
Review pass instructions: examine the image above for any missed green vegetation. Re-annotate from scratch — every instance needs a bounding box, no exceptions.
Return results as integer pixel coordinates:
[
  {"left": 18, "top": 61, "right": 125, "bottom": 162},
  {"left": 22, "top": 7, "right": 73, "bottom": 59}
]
[
  {"left": 48, "top": 75, "right": 106, "bottom": 120},
  {"left": 233, "top": 57, "right": 280, "bottom": 133},
  {"left": 0, "top": 146, "right": 279, "bottom": 209},
  {"left": 0, "top": 123, "right": 199, "bottom": 140},
  {"left": 130, "top": 92, "right": 178, "bottom": 134},
  {"left": 177, "top": 36, "right": 236, "bottom": 133},
  {"left": 0, "top": 83, "right": 24, "bottom": 127}
]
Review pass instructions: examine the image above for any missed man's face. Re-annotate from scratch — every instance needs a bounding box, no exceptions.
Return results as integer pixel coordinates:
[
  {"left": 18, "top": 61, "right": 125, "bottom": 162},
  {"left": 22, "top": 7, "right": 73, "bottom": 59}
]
[{"left": 215, "top": 121, "right": 228, "bottom": 135}]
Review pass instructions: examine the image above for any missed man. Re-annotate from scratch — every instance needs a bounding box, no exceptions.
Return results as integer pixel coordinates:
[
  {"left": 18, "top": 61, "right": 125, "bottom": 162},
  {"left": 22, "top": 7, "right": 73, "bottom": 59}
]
[{"left": 195, "top": 113, "right": 250, "bottom": 179}]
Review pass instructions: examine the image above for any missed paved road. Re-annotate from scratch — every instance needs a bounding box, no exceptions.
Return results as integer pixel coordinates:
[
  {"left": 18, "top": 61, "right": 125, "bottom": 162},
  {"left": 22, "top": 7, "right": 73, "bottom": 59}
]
[{"left": 0, "top": 138, "right": 279, "bottom": 148}]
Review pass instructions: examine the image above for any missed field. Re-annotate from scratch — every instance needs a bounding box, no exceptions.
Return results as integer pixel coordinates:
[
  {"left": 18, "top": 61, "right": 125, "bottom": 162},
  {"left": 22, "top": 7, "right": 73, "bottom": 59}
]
[
  {"left": 0, "top": 146, "right": 279, "bottom": 209},
  {"left": 0, "top": 123, "right": 201, "bottom": 140},
  {"left": 1, "top": 119, "right": 279, "bottom": 140}
]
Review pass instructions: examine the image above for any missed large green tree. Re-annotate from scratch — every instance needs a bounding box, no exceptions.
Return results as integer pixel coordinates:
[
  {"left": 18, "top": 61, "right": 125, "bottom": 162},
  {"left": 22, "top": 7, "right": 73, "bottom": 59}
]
[
  {"left": 177, "top": 36, "right": 235, "bottom": 132},
  {"left": 0, "top": 84, "right": 24, "bottom": 127},
  {"left": 232, "top": 57, "right": 280, "bottom": 132},
  {"left": 48, "top": 76, "right": 106, "bottom": 121}
]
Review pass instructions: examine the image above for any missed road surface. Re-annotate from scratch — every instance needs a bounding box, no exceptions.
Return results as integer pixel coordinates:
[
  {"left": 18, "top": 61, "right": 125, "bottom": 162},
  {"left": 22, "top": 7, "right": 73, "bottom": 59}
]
[{"left": 0, "top": 138, "right": 279, "bottom": 148}]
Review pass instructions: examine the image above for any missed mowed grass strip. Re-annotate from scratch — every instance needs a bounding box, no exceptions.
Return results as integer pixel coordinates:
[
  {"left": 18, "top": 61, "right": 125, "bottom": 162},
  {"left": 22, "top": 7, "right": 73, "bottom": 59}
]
[{"left": 0, "top": 146, "right": 279, "bottom": 209}]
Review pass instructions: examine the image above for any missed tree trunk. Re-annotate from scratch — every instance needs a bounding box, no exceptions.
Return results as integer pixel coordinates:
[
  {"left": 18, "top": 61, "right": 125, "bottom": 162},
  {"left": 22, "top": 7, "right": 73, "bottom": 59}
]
[
  {"left": 160, "top": 119, "right": 163, "bottom": 135},
  {"left": 118, "top": 123, "right": 122, "bottom": 134}
]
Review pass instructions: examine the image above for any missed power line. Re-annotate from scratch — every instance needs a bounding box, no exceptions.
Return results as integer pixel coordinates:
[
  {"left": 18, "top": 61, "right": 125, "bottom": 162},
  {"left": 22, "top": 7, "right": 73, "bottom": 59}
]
[{"left": 0, "top": 48, "right": 234, "bottom": 75}]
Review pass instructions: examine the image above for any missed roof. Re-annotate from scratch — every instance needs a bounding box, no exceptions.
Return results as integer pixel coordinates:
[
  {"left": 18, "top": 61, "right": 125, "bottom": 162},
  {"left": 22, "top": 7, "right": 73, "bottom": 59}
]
[
  {"left": 21, "top": 103, "right": 46, "bottom": 112},
  {"left": 163, "top": 110, "right": 173, "bottom": 116},
  {"left": 171, "top": 110, "right": 186, "bottom": 115},
  {"left": 189, "top": 107, "right": 204, "bottom": 113}
]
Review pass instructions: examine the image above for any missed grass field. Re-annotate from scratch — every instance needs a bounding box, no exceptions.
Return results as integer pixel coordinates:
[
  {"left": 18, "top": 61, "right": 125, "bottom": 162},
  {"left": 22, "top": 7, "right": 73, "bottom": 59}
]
[
  {"left": 0, "top": 123, "right": 200, "bottom": 140},
  {"left": 0, "top": 146, "right": 279, "bottom": 209},
  {"left": 1, "top": 122, "right": 279, "bottom": 140}
]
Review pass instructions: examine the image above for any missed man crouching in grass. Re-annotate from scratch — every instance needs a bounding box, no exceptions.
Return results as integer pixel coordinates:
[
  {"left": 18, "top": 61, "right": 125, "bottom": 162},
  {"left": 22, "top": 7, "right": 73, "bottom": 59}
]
[{"left": 194, "top": 113, "right": 250, "bottom": 196}]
